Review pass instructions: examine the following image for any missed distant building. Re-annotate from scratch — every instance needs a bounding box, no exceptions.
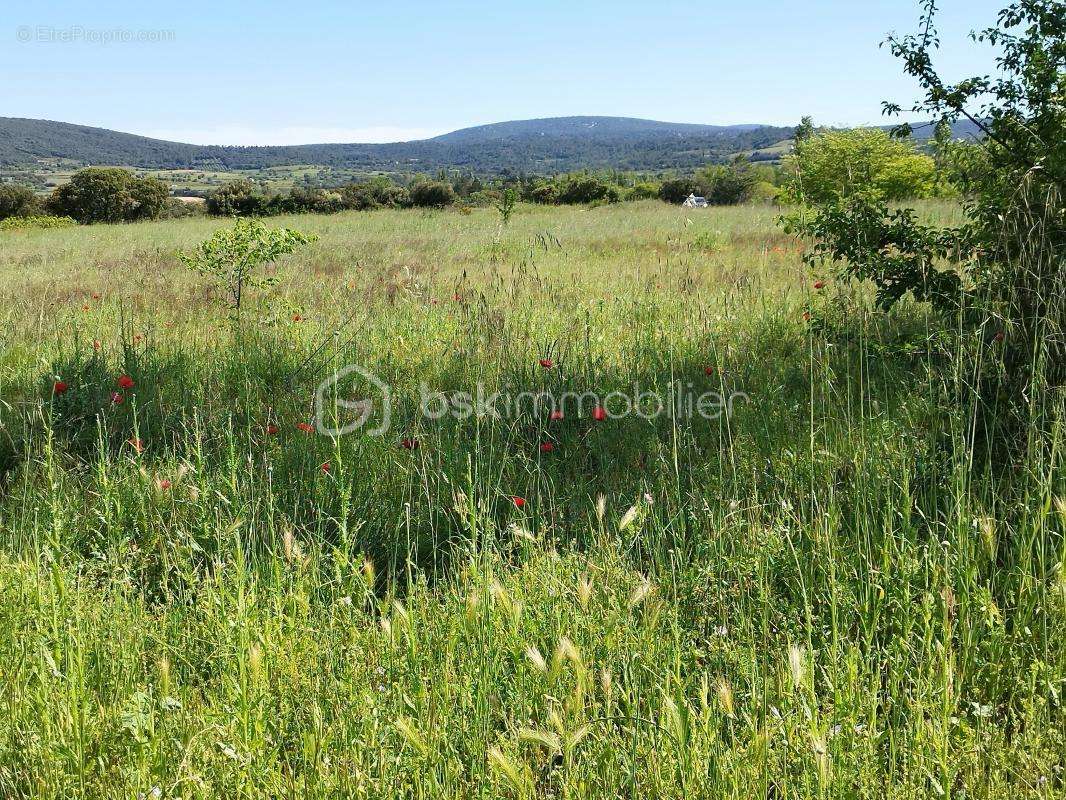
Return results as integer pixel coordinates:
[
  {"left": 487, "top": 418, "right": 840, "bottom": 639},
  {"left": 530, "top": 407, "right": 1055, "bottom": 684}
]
[{"left": 682, "top": 193, "right": 708, "bottom": 208}]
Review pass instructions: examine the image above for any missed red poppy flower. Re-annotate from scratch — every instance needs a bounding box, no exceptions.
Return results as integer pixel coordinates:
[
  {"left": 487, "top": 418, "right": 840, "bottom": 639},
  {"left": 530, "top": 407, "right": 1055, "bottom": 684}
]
[
  {"left": 540, "top": 442, "right": 554, "bottom": 453},
  {"left": 320, "top": 461, "right": 331, "bottom": 473},
  {"left": 53, "top": 380, "right": 69, "bottom": 395},
  {"left": 703, "top": 366, "right": 714, "bottom": 376},
  {"left": 550, "top": 409, "right": 564, "bottom": 421},
  {"left": 401, "top": 437, "right": 419, "bottom": 450},
  {"left": 539, "top": 358, "right": 554, "bottom": 369},
  {"left": 510, "top": 495, "right": 526, "bottom": 508},
  {"left": 993, "top": 331, "right": 1005, "bottom": 343},
  {"left": 91, "top": 292, "right": 101, "bottom": 300},
  {"left": 266, "top": 424, "right": 279, "bottom": 436},
  {"left": 158, "top": 479, "right": 172, "bottom": 491},
  {"left": 117, "top": 375, "right": 135, "bottom": 390},
  {"left": 296, "top": 422, "right": 314, "bottom": 434},
  {"left": 803, "top": 312, "right": 812, "bottom": 322},
  {"left": 82, "top": 304, "right": 90, "bottom": 312},
  {"left": 111, "top": 392, "right": 124, "bottom": 404},
  {"left": 592, "top": 406, "right": 607, "bottom": 422},
  {"left": 453, "top": 293, "right": 462, "bottom": 302},
  {"left": 292, "top": 313, "right": 303, "bottom": 322},
  {"left": 813, "top": 280, "right": 826, "bottom": 290},
  {"left": 127, "top": 437, "right": 143, "bottom": 453},
  {"left": 133, "top": 334, "right": 143, "bottom": 344},
  {"left": 92, "top": 339, "right": 101, "bottom": 352}
]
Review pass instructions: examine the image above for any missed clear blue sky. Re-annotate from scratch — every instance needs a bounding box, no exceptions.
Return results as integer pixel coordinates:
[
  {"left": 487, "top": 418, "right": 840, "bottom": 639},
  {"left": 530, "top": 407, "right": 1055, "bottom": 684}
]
[{"left": 1, "top": 0, "right": 1004, "bottom": 144}]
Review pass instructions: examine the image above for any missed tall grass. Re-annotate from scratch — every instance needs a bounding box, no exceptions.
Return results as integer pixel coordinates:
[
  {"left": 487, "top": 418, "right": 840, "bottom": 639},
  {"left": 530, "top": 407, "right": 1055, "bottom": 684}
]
[{"left": 0, "top": 201, "right": 1061, "bottom": 798}]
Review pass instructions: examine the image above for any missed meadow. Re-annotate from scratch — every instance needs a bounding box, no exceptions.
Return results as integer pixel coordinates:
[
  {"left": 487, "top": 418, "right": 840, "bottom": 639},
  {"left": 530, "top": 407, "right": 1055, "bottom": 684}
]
[{"left": 0, "top": 200, "right": 1061, "bottom": 798}]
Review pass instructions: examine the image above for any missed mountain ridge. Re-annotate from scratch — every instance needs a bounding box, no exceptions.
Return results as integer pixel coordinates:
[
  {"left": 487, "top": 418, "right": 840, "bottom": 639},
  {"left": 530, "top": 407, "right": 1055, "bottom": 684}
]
[{"left": 0, "top": 115, "right": 979, "bottom": 175}]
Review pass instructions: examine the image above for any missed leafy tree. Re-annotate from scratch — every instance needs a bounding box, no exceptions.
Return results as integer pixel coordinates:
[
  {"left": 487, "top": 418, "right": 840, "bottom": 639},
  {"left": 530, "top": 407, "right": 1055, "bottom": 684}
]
[
  {"left": 783, "top": 128, "right": 938, "bottom": 203},
  {"left": 47, "top": 168, "right": 168, "bottom": 224},
  {"left": 178, "top": 218, "right": 316, "bottom": 320},
  {"left": 786, "top": 0, "right": 1066, "bottom": 448},
  {"left": 0, "top": 184, "right": 42, "bottom": 220},
  {"left": 409, "top": 180, "right": 456, "bottom": 208},
  {"left": 699, "top": 157, "right": 759, "bottom": 205},
  {"left": 794, "top": 116, "right": 817, "bottom": 143}
]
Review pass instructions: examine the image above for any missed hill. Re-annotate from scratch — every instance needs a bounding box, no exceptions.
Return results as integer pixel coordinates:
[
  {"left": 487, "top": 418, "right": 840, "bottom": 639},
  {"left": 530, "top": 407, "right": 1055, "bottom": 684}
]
[
  {"left": 0, "top": 116, "right": 793, "bottom": 175},
  {"left": 0, "top": 116, "right": 983, "bottom": 177}
]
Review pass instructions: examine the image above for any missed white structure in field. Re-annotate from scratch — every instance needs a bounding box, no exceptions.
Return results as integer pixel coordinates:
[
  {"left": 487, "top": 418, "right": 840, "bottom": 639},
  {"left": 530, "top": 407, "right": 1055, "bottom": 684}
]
[{"left": 682, "top": 193, "right": 708, "bottom": 208}]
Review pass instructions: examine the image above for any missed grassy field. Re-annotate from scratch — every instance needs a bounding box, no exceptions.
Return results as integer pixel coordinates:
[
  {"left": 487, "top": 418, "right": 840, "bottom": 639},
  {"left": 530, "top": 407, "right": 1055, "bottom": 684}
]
[{"left": 0, "top": 200, "right": 1061, "bottom": 798}]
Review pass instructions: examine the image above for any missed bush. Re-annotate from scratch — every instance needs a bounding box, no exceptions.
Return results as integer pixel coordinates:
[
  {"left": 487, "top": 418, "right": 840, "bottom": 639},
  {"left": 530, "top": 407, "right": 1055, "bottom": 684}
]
[
  {"left": 282, "top": 187, "right": 345, "bottom": 215},
  {"left": 159, "top": 198, "right": 207, "bottom": 219},
  {"left": 409, "top": 181, "right": 456, "bottom": 208},
  {"left": 341, "top": 178, "right": 410, "bottom": 210},
  {"left": 0, "top": 214, "right": 76, "bottom": 231},
  {"left": 556, "top": 176, "right": 620, "bottom": 205},
  {"left": 699, "top": 158, "right": 759, "bottom": 205},
  {"left": 783, "top": 128, "right": 938, "bottom": 203},
  {"left": 626, "top": 182, "right": 661, "bottom": 201},
  {"left": 658, "top": 178, "right": 699, "bottom": 204},
  {"left": 0, "top": 184, "right": 42, "bottom": 220},
  {"left": 207, "top": 179, "right": 270, "bottom": 217},
  {"left": 529, "top": 183, "right": 559, "bottom": 205},
  {"left": 47, "top": 168, "right": 169, "bottom": 224}
]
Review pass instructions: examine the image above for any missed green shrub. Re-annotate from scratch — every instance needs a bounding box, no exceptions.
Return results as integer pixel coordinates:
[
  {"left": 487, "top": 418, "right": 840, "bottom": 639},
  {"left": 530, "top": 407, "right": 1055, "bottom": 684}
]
[
  {"left": 784, "top": 128, "right": 938, "bottom": 203},
  {"left": 207, "top": 179, "right": 270, "bottom": 217},
  {"left": 341, "top": 178, "right": 410, "bottom": 210},
  {"left": 658, "top": 178, "right": 699, "bottom": 204},
  {"left": 409, "top": 181, "right": 456, "bottom": 208},
  {"left": 529, "top": 183, "right": 559, "bottom": 205},
  {"left": 159, "top": 198, "right": 207, "bottom": 219},
  {"left": 626, "top": 182, "right": 661, "bottom": 201},
  {"left": 47, "top": 168, "right": 169, "bottom": 224},
  {"left": 699, "top": 158, "right": 759, "bottom": 205},
  {"left": 0, "top": 214, "right": 76, "bottom": 231},
  {"left": 556, "top": 176, "right": 619, "bottom": 205},
  {"left": 0, "top": 184, "right": 42, "bottom": 220}
]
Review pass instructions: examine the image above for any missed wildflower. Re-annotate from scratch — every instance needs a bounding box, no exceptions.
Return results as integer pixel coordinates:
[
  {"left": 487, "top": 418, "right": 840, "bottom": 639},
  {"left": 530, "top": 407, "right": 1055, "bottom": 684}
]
[
  {"left": 266, "top": 424, "right": 279, "bottom": 435},
  {"left": 91, "top": 292, "right": 101, "bottom": 300},
  {"left": 550, "top": 409, "right": 564, "bottom": 421},
  {"left": 292, "top": 313, "right": 303, "bottom": 322},
  {"left": 117, "top": 374, "right": 135, "bottom": 390},
  {"left": 92, "top": 339, "right": 102, "bottom": 351},
  {"left": 539, "top": 358, "right": 554, "bottom": 369},
  {"left": 53, "top": 380, "right": 70, "bottom": 395},
  {"left": 993, "top": 331, "right": 1005, "bottom": 342},
  {"left": 592, "top": 406, "right": 607, "bottom": 422},
  {"left": 453, "top": 293, "right": 462, "bottom": 302},
  {"left": 82, "top": 304, "right": 90, "bottom": 312},
  {"left": 157, "top": 478, "right": 172, "bottom": 491},
  {"left": 133, "top": 334, "right": 143, "bottom": 344},
  {"left": 296, "top": 422, "right": 314, "bottom": 433},
  {"left": 111, "top": 392, "right": 125, "bottom": 404},
  {"left": 401, "top": 437, "right": 419, "bottom": 450},
  {"left": 803, "top": 311, "right": 812, "bottom": 322},
  {"left": 127, "top": 437, "right": 144, "bottom": 453},
  {"left": 320, "top": 461, "right": 331, "bottom": 473},
  {"left": 703, "top": 365, "right": 714, "bottom": 376},
  {"left": 813, "top": 280, "right": 826, "bottom": 290},
  {"left": 540, "top": 442, "right": 554, "bottom": 453},
  {"left": 510, "top": 495, "right": 526, "bottom": 508}
]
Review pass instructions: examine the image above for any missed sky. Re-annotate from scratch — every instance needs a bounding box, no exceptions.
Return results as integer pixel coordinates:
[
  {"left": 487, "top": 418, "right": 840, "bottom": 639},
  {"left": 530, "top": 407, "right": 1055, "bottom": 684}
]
[{"left": 0, "top": 0, "right": 1005, "bottom": 145}]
